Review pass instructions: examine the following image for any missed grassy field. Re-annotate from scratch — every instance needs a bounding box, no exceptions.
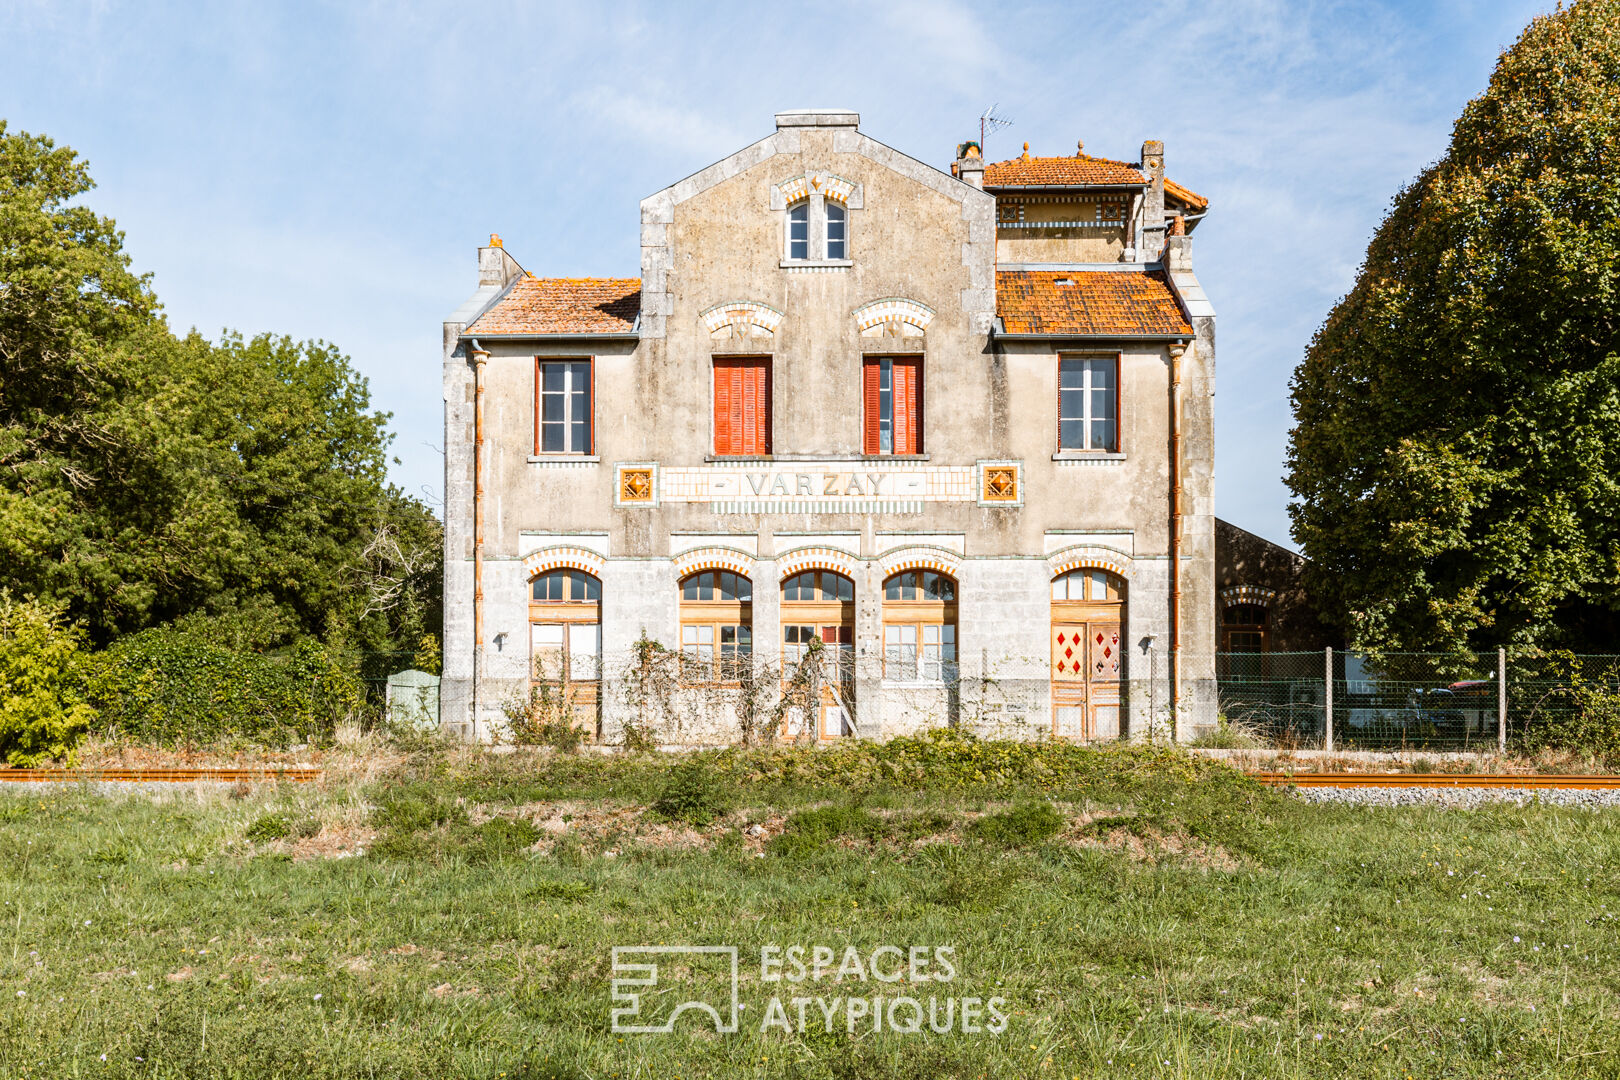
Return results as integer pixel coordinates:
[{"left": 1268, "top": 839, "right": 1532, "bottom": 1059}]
[{"left": 2, "top": 733, "right": 1618, "bottom": 1079}]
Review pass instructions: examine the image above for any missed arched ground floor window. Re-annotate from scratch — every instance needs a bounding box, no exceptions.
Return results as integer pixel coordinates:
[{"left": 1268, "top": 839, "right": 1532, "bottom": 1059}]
[
  {"left": 529, "top": 568, "right": 602, "bottom": 738},
  {"left": 882, "top": 569, "right": 957, "bottom": 682},
  {"left": 679, "top": 570, "right": 752, "bottom": 684},
  {"left": 781, "top": 569, "right": 855, "bottom": 740}
]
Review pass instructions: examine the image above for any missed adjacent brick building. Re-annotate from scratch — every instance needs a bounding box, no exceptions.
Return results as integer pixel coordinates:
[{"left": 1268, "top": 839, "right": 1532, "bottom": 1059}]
[{"left": 441, "top": 110, "right": 1218, "bottom": 743}]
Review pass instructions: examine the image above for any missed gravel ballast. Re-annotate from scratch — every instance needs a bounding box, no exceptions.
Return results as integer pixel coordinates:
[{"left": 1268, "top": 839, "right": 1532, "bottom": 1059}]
[{"left": 1292, "top": 785, "right": 1620, "bottom": 809}]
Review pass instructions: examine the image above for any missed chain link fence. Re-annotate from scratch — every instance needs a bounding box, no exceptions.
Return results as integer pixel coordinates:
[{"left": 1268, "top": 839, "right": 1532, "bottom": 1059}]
[{"left": 1216, "top": 650, "right": 1620, "bottom": 752}]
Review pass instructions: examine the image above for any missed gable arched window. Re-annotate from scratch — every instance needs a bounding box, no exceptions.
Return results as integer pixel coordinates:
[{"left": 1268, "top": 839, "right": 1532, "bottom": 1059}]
[
  {"left": 882, "top": 570, "right": 957, "bottom": 681},
  {"left": 787, "top": 201, "right": 810, "bottom": 261},
  {"left": 825, "top": 201, "right": 847, "bottom": 259},
  {"left": 679, "top": 570, "right": 753, "bottom": 683}
]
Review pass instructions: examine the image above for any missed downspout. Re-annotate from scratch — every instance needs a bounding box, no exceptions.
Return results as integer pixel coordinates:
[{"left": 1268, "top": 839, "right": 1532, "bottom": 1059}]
[
  {"left": 468, "top": 338, "right": 490, "bottom": 741},
  {"left": 1168, "top": 343, "right": 1185, "bottom": 740}
]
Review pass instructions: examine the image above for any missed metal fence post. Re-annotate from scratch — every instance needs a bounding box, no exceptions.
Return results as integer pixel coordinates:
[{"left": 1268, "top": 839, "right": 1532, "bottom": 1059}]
[
  {"left": 1324, "top": 646, "right": 1334, "bottom": 752},
  {"left": 1498, "top": 646, "right": 1508, "bottom": 754}
]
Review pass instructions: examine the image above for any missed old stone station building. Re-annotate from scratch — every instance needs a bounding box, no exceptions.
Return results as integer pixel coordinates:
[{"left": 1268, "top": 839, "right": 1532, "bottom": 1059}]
[{"left": 441, "top": 109, "right": 1217, "bottom": 743}]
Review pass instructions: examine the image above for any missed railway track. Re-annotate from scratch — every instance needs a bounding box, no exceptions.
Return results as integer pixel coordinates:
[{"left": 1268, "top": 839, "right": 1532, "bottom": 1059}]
[
  {"left": 1254, "top": 772, "right": 1620, "bottom": 790},
  {"left": 0, "top": 767, "right": 320, "bottom": 783}
]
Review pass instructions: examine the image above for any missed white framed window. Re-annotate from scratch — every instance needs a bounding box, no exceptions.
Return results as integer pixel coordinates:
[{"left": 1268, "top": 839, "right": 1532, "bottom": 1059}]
[
  {"left": 537, "top": 360, "right": 592, "bottom": 454},
  {"left": 825, "top": 202, "right": 846, "bottom": 259},
  {"left": 788, "top": 201, "right": 810, "bottom": 260},
  {"left": 783, "top": 197, "right": 851, "bottom": 263},
  {"left": 1058, "top": 355, "right": 1118, "bottom": 453}
]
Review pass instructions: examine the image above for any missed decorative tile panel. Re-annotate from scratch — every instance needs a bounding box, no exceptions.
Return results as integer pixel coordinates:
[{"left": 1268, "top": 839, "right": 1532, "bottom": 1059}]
[
  {"left": 615, "top": 463, "right": 658, "bottom": 507},
  {"left": 976, "top": 460, "right": 1024, "bottom": 507}
]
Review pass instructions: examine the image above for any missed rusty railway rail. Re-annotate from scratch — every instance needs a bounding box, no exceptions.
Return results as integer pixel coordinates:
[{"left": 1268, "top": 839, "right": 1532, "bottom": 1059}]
[
  {"left": 1254, "top": 772, "right": 1620, "bottom": 790},
  {"left": 0, "top": 767, "right": 320, "bottom": 784}
]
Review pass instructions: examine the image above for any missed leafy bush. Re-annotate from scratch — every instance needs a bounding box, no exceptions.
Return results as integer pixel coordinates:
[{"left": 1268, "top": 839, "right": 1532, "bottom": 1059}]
[
  {"left": 968, "top": 801, "right": 1067, "bottom": 846},
  {"left": 0, "top": 594, "right": 95, "bottom": 765},
  {"left": 650, "top": 755, "right": 731, "bottom": 825},
  {"left": 81, "top": 627, "right": 363, "bottom": 746},
  {"left": 502, "top": 686, "right": 589, "bottom": 751}
]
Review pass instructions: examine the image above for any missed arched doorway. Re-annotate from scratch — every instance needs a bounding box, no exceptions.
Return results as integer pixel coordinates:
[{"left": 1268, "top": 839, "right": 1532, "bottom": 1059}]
[
  {"left": 1051, "top": 568, "right": 1124, "bottom": 740},
  {"left": 781, "top": 569, "right": 856, "bottom": 740},
  {"left": 529, "top": 568, "right": 603, "bottom": 738}
]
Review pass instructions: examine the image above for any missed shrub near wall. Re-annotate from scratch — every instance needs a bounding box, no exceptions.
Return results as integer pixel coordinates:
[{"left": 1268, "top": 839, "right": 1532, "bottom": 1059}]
[{"left": 83, "top": 629, "right": 363, "bottom": 746}]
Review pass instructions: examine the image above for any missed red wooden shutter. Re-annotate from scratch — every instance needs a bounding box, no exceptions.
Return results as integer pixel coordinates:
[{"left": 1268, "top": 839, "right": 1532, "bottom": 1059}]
[
  {"left": 862, "top": 360, "right": 882, "bottom": 454},
  {"left": 714, "top": 359, "right": 769, "bottom": 455},
  {"left": 714, "top": 361, "right": 737, "bottom": 455},
  {"left": 893, "top": 358, "right": 922, "bottom": 454}
]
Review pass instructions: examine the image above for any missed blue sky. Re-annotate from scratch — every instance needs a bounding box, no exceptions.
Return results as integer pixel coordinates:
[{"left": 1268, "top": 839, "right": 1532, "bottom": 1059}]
[{"left": 2, "top": 0, "right": 1550, "bottom": 545}]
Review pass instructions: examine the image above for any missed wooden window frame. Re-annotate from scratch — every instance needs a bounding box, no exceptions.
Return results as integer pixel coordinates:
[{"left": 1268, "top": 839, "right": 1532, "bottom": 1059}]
[
  {"left": 863, "top": 355, "right": 924, "bottom": 456},
  {"left": 679, "top": 571, "right": 754, "bottom": 686},
  {"left": 881, "top": 570, "right": 957, "bottom": 683},
  {"left": 534, "top": 357, "right": 595, "bottom": 456},
  {"left": 529, "top": 569, "right": 603, "bottom": 687},
  {"left": 711, "top": 356, "right": 773, "bottom": 457},
  {"left": 1056, "top": 352, "right": 1122, "bottom": 454}
]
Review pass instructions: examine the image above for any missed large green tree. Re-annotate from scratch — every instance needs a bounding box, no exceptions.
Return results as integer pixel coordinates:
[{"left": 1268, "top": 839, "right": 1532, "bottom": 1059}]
[
  {"left": 0, "top": 122, "right": 439, "bottom": 652},
  {"left": 1287, "top": 2, "right": 1620, "bottom": 655}
]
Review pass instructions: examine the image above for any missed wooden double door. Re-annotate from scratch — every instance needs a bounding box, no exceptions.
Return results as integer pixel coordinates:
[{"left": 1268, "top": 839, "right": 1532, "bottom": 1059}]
[{"left": 1052, "top": 621, "right": 1122, "bottom": 741}]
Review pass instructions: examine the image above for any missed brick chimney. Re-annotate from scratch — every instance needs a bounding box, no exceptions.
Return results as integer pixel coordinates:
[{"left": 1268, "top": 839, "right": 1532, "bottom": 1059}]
[{"left": 954, "top": 140, "right": 984, "bottom": 190}]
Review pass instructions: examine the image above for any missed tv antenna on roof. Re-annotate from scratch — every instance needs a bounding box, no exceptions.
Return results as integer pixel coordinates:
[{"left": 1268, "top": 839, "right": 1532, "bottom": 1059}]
[{"left": 979, "top": 104, "right": 1014, "bottom": 154}]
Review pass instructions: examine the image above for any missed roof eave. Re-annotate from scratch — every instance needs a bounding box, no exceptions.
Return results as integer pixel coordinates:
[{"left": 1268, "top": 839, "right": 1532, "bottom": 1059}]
[
  {"left": 984, "top": 183, "right": 1146, "bottom": 194},
  {"left": 458, "top": 331, "right": 641, "bottom": 342},
  {"left": 991, "top": 331, "right": 1194, "bottom": 343}
]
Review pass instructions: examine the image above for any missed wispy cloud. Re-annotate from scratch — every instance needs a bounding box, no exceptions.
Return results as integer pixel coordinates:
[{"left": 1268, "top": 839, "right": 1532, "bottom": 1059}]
[{"left": 0, "top": 0, "right": 1554, "bottom": 540}]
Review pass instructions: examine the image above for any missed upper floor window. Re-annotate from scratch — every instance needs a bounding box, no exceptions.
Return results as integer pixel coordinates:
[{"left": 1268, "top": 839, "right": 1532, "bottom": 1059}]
[
  {"left": 713, "top": 357, "right": 771, "bottom": 456},
  {"left": 537, "top": 359, "right": 592, "bottom": 455},
  {"left": 784, "top": 196, "right": 851, "bottom": 263},
  {"left": 863, "top": 357, "right": 923, "bottom": 455},
  {"left": 825, "top": 202, "right": 846, "bottom": 260},
  {"left": 1058, "top": 355, "right": 1117, "bottom": 453},
  {"left": 788, "top": 201, "right": 810, "bottom": 260}
]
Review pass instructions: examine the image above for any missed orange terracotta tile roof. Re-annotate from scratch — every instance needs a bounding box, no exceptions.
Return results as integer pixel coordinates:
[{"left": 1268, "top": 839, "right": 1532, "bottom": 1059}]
[
  {"left": 983, "top": 151, "right": 1146, "bottom": 188},
  {"left": 996, "top": 270, "right": 1192, "bottom": 337},
  {"left": 1164, "top": 177, "right": 1209, "bottom": 211},
  {"left": 466, "top": 277, "right": 641, "bottom": 335}
]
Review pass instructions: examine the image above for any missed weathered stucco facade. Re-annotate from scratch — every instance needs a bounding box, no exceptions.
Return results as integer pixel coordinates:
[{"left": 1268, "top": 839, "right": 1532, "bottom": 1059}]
[{"left": 441, "top": 110, "right": 1217, "bottom": 745}]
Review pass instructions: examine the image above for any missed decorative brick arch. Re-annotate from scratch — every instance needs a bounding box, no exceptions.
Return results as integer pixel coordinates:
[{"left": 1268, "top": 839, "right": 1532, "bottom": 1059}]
[
  {"left": 853, "top": 297, "right": 935, "bottom": 338},
  {"left": 699, "top": 300, "right": 784, "bottom": 339},
  {"left": 776, "top": 546, "right": 861, "bottom": 582},
  {"left": 522, "top": 545, "right": 606, "bottom": 579},
  {"left": 1045, "top": 545, "right": 1131, "bottom": 582},
  {"left": 879, "top": 546, "right": 963, "bottom": 580},
  {"left": 775, "top": 172, "right": 858, "bottom": 206},
  {"left": 1220, "top": 585, "right": 1277, "bottom": 608},
  {"left": 672, "top": 546, "right": 756, "bottom": 580}
]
